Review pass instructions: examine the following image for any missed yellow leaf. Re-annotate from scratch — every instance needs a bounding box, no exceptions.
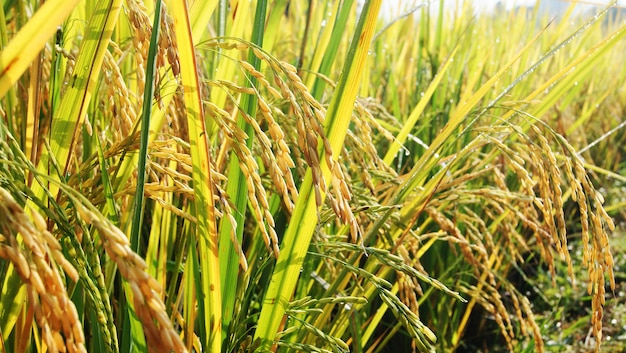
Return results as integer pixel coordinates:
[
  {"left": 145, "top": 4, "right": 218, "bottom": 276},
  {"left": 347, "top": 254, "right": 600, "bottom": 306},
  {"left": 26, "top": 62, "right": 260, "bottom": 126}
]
[{"left": 0, "top": 0, "right": 80, "bottom": 98}]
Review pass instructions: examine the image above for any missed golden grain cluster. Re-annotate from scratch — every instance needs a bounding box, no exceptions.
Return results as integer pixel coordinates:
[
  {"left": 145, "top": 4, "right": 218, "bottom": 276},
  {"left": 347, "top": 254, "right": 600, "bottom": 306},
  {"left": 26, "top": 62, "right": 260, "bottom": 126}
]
[{"left": 0, "top": 188, "right": 84, "bottom": 353}]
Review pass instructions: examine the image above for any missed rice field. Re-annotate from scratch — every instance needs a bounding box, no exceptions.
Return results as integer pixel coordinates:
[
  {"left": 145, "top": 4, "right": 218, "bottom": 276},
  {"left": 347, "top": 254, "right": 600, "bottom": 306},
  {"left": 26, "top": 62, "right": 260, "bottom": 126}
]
[{"left": 0, "top": 0, "right": 624, "bottom": 352}]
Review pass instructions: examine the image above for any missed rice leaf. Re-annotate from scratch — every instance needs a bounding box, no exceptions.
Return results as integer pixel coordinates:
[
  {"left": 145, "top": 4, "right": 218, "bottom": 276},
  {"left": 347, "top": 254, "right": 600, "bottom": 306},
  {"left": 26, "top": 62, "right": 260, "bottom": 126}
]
[{"left": 167, "top": 0, "right": 223, "bottom": 351}]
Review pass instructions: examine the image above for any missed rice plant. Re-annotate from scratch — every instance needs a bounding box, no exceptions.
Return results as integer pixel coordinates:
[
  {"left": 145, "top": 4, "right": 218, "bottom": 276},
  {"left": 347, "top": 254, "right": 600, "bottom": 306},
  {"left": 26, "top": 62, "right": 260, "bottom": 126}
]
[{"left": 0, "top": 0, "right": 623, "bottom": 352}]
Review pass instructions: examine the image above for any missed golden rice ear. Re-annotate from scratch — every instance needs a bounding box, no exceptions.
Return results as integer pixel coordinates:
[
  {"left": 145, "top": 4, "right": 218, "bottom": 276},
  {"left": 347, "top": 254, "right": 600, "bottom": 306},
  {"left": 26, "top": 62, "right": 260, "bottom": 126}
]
[
  {"left": 75, "top": 202, "right": 187, "bottom": 353},
  {"left": 0, "top": 187, "right": 86, "bottom": 353}
]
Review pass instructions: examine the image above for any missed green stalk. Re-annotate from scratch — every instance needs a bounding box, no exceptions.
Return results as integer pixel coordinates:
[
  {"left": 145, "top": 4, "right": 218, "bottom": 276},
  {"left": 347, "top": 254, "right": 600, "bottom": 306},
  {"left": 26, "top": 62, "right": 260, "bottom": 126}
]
[
  {"left": 129, "top": 0, "right": 161, "bottom": 260},
  {"left": 94, "top": 124, "right": 119, "bottom": 225},
  {"left": 219, "top": 0, "right": 267, "bottom": 344},
  {"left": 252, "top": 0, "right": 382, "bottom": 350},
  {"left": 121, "top": 1, "right": 163, "bottom": 351}
]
